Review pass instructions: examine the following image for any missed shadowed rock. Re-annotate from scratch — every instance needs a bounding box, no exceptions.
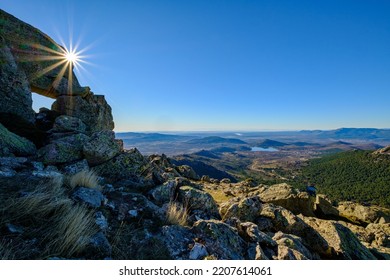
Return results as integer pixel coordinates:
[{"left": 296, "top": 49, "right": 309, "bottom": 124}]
[{"left": 0, "top": 123, "right": 36, "bottom": 156}]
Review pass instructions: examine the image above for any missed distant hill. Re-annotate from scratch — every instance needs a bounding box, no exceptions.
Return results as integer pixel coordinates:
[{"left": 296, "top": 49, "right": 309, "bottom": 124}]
[
  {"left": 171, "top": 156, "right": 237, "bottom": 182},
  {"left": 193, "top": 150, "right": 220, "bottom": 159},
  {"left": 300, "top": 128, "right": 390, "bottom": 141},
  {"left": 116, "top": 132, "right": 190, "bottom": 142},
  {"left": 256, "top": 139, "right": 288, "bottom": 148},
  {"left": 186, "top": 136, "right": 247, "bottom": 145},
  {"left": 292, "top": 148, "right": 390, "bottom": 208},
  {"left": 291, "top": 141, "right": 321, "bottom": 147}
]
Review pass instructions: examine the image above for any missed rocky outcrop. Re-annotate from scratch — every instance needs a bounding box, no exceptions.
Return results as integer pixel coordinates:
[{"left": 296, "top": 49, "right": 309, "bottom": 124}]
[
  {"left": 0, "top": 38, "right": 35, "bottom": 124},
  {"left": 254, "top": 183, "right": 316, "bottom": 217},
  {"left": 314, "top": 194, "right": 339, "bottom": 217},
  {"left": 192, "top": 220, "right": 246, "bottom": 259},
  {"left": 373, "top": 145, "right": 390, "bottom": 156},
  {"left": 52, "top": 95, "right": 114, "bottom": 133},
  {"left": 51, "top": 115, "right": 87, "bottom": 133},
  {"left": 92, "top": 149, "right": 157, "bottom": 185},
  {"left": 38, "top": 133, "right": 90, "bottom": 164},
  {"left": 178, "top": 186, "right": 220, "bottom": 220},
  {"left": 301, "top": 216, "right": 377, "bottom": 259},
  {"left": 272, "top": 232, "right": 318, "bottom": 260},
  {"left": 82, "top": 131, "right": 122, "bottom": 166},
  {"left": 221, "top": 196, "right": 262, "bottom": 222},
  {"left": 338, "top": 201, "right": 390, "bottom": 225},
  {"left": 0, "top": 123, "right": 36, "bottom": 156}
]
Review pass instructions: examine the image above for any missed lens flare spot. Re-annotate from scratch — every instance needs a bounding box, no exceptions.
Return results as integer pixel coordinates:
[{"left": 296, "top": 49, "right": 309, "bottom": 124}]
[{"left": 65, "top": 51, "right": 79, "bottom": 63}]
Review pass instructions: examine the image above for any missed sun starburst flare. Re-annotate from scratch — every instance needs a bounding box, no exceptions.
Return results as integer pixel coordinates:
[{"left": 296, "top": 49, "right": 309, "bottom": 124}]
[{"left": 24, "top": 40, "right": 89, "bottom": 96}]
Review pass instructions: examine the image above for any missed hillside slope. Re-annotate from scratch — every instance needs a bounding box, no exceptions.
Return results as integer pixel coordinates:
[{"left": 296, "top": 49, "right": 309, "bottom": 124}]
[{"left": 293, "top": 149, "right": 390, "bottom": 207}]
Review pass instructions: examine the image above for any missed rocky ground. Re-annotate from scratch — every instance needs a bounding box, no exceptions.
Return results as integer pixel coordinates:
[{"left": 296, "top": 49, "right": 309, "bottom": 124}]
[{"left": 1, "top": 8, "right": 390, "bottom": 260}]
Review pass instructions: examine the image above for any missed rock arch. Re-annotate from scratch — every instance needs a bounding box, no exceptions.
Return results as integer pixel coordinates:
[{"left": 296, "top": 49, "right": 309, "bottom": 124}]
[{"left": 0, "top": 9, "right": 114, "bottom": 146}]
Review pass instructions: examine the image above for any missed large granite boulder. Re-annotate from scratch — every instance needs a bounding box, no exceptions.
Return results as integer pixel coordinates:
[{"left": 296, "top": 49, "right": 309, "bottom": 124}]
[
  {"left": 259, "top": 203, "right": 329, "bottom": 257},
  {"left": 82, "top": 130, "right": 122, "bottom": 166},
  {"left": 0, "top": 123, "right": 36, "bottom": 156},
  {"left": 338, "top": 201, "right": 390, "bottom": 225},
  {"left": 314, "top": 194, "right": 339, "bottom": 217},
  {"left": 192, "top": 219, "right": 246, "bottom": 259},
  {"left": 92, "top": 148, "right": 148, "bottom": 181},
  {"left": 0, "top": 38, "right": 35, "bottom": 124},
  {"left": 175, "top": 165, "right": 199, "bottom": 180},
  {"left": 301, "top": 216, "right": 377, "bottom": 259},
  {"left": 255, "top": 183, "right": 316, "bottom": 217},
  {"left": 178, "top": 186, "right": 220, "bottom": 219},
  {"left": 51, "top": 115, "right": 87, "bottom": 133},
  {"left": 221, "top": 196, "right": 263, "bottom": 222},
  {"left": 38, "top": 133, "right": 90, "bottom": 164},
  {"left": 159, "top": 225, "right": 195, "bottom": 260},
  {"left": 273, "top": 231, "right": 318, "bottom": 260},
  {"left": 52, "top": 95, "right": 114, "bottom": 133}
]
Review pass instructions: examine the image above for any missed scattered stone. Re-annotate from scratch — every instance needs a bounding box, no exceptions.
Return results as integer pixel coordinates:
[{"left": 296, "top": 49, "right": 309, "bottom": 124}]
[
  {"left": 210, "top": 178, "right": 219, "bottom": 184},
  {"left": 92, "top": 149, "right": 154, "bottom": 184},
  {"left": 87, "top": 232, "right": 112, "bottom": 258},
  {"left": 32, "top": 170, "right": 63, "bottom": 179},
  {"left": 72, "top": 187, "right": 104, "bottom": 208},
  {"left": 220, "top": 178, "right": 231, "bottom": 184},
  {"left": 0, "top": 166, "right": 16, "bottom": 177},
  {"left": 201, "top": 175, "right": 210, "bottom": 182},
  {"left": 128, "top": 210, "right": 138, "bottom": 218},
  {"left": 6, "top": 223, "right": 24, "bottom": 234},
  {"left": 62, "top": 159, "right": 89, "bottom": 175},
  {"left": 31, "top": 161, "right": 44, "bottom": 171},
  {"left": 106, "top": 192, "right": 162, "bottom": 222},
  {"left": 95, "top": 211, "right": 108, "bottom": 232},
  {"left": 189, "top": 242, "right": 208, "bottom": 260}
]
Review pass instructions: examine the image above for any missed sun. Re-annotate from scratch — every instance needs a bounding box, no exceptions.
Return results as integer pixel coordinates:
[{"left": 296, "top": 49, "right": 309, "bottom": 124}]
[{"left": 65, "top": 50, "right": 79, "bottom": 64}]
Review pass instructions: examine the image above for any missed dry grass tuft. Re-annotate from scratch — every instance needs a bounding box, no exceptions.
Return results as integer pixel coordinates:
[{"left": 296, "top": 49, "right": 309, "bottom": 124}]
[
  {"left": 69, "top": 170, "right": 101, "bottom": 191},
  {"left": 0, "top": 240, "right": 15, "bottom": 260},
  {"left": 166, "top": 202, "right": 188, "bottom": 226},
  {"left": 0, "top": 176, "right": 98, "bottom": 258},
  {"left": 45, "top": 203, "right": 98, "bottom": 257},
  {"left": 1, "top": 176, "right": 69, "bottom": 223}
]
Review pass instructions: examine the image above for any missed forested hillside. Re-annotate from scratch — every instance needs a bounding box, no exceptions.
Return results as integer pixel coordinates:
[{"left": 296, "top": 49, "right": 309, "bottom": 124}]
[{"left": 293, "top": 150, "right": 390, "bottom": 207}]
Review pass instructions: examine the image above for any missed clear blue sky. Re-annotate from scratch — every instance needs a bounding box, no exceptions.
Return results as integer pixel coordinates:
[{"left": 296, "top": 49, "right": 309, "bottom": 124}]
[{"left": 2, "top": 0, "right": 390, "bottom": 131}]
